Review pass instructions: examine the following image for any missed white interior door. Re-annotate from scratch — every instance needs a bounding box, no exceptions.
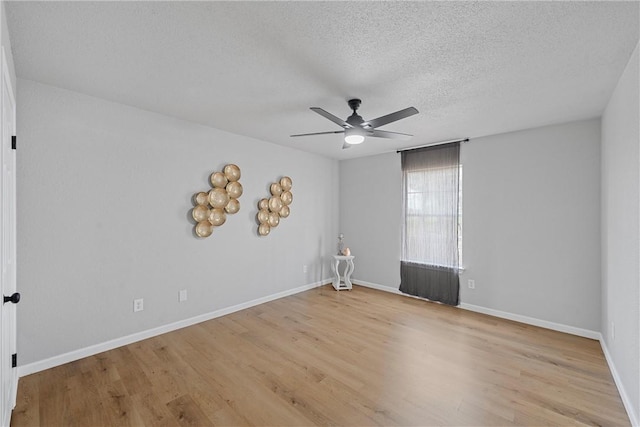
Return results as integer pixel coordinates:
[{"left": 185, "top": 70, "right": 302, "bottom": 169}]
[{"left": 0, "top": 46, "right": 17, "bottom": 427}]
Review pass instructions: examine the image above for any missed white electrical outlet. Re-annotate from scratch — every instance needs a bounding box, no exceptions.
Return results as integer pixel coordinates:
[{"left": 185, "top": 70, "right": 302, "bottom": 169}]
[
  {"left": 303, "top": 265, "right": 308, "bottom": 274},
  {"left": 179, "top": 289, "right": 187, "bottom": 302},
  {"left": 133, "top": 298, "right": 144, "bottom": 312},
  {"left": 468, "top": 279, "right": 475, "bottom": 289}
]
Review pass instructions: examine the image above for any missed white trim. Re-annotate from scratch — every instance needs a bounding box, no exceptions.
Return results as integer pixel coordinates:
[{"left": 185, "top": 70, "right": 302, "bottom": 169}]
[
  {"left": 458, "top": 303, "right": 600, "bottom": 340},
  {"left": 599, "top": 336, "right": 639, "bottom": 427},
  {"left": 18, "top": 280, "right": 328, "bottom": 377},
  {"left": 0, "top": 45, "right": 17, "bottom": 427},
  {"left": 353, "top": 279, "right": 600, "bottom": 339},
  {"left": 352, "top": 280, "right": 403, "bottom": 295}
]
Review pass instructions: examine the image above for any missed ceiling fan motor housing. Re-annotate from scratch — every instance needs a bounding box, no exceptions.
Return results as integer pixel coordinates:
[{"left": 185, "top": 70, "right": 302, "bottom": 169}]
[
  {"left": 347, "top": 98, "right": 365, "bottom": 127},
  {"left": 346, "top": 113, "right": 365, "bottom": 127},
  {"left": 347, "top": 98, "right": 362, "bottom": 112}
]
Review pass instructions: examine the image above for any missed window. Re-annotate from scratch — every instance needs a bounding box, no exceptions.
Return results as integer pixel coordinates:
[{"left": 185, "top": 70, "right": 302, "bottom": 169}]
[
  {"left": 399, "top": 142, "right": 461, "bottom": 306},
  {"left": 404, "top": 165, "right": 462, "bottom": 268}
]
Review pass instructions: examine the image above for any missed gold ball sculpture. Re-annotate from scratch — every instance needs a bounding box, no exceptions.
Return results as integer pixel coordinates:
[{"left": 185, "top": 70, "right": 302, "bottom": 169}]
[
  {"left": 210, "top": 172, "right": 228, "bottom": 189},
  {"left": 194, "top": 191, "right": 209, "bottom": 206},
  {"left": 258, "top": 223, "right": 271, "bottom": 236},
  {"left": 208, "top": 188, "right": 230, "bottom": 209},
  {"left": 208, "top": 208, "right": 227, "bottom": 226},
  {"left": 226, "top": 181, "right": 243, "bottom": 199},
  {"left": 258, "top": 198, "right": 269, "bottom": 211},
  {"left": 191, "top": 164, "right": 242, "bottom": 238},
  {"left": 280, "top": 176, "right": 292, "bottom": 192},
  {"left": 225, "top": 198, "right": 240, "bottom": 214},
  {"left": 224, "top": 164, "right": 241, "bottom": 182},
  {"left": 195, "top": 220, "right": 214, "bottom": 238},
  {"left": 257, "top": 209, "right": 269, "bottom": 224},
  {"left": 270, "top": 182, "right": 283, "bottom": 196},
  {"left": 257, "top": 176, "right": 292, "bottom": 236},
  {"left": 192, "top": 205, "right": 210, "bottom": 222},
  {"left": 268, "top": 196, "right": 283, "bottom": 213},
  {"left": 268, "top": 211, "right": 280, "bottom": 228},
  {"left": 281, "top": 191, "right": 293, "bottom": 206}
]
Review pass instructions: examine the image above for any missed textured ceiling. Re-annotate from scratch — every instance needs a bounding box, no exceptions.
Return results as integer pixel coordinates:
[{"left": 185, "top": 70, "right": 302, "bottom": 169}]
[{"left": 6, "top": 1, "right": 639, "bottom": 160}]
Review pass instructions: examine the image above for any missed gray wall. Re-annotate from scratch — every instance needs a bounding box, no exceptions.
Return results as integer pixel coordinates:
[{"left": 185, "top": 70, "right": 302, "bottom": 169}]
[
  {"left": 16, "top": 79, "right": 339, "bottom": 366},
  {"left": 601, "top": 41, "right": 639, "bottom": 422},
  {"left": 461, "top": 120, "right": 601, "bottom": 331},
  {"left": 340, "top": 119, "right": 602, "bottom": 332},
  {"left": 339, "top": 152, "right": 402, "bottom": 287},
  {"left": 0, "top": 1, "right": 16, "bottom": 96}
]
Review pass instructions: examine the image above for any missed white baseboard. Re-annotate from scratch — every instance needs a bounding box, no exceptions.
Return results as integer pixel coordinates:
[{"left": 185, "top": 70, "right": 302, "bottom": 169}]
[
  {"left": 352, "top": 280, "right": 403, "bottom": 295},
  {"left": 599, "top": 336, "right": 639, "bottom": 427},
  {"left": 459, "top": 303, "right": 600, "bottom": 340},
  {"left": 353, "top": 279, "right": 600, "bottom": 340},
  {"left": 18, "top": 280, "right": 328, "bottom": 378}
]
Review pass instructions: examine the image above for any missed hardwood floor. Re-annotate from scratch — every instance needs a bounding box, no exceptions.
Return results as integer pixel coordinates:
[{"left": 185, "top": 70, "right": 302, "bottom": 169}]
[{"left": 12, "top": 285, "right": 630, "bottom": 426}]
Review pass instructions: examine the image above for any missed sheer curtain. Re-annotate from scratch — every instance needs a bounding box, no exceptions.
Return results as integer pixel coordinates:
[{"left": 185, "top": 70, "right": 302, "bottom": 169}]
[{"left": 400, "top": 142, "right": 461, "bottom": 305}]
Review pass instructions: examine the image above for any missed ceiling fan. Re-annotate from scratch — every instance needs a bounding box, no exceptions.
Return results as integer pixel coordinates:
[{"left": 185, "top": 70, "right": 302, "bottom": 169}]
[{"left": 290, "top": 99, "right": 419, "bottom": 149}]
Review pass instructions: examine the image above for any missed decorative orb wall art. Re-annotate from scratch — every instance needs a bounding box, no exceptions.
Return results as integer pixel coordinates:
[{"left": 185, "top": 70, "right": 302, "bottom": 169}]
[
  {"left": 192, "top": 205, "right": 210, "bottom": 222},
  {"left": 268, "top": 211, "right": 280, "bottom": 227},
  {"left": 195, "top": 220, "right": 214, "bottom": 238},
  {"left": 191, "top": 164, "right": 242, "bottom": 238},
  {"left": 224, "top": 164, "right": 241, "bottom": 182},
  {"left": 256, "top": 176, "right": 293, "bottom": 236},
  {"left": 225, "top": 198, "right": 240, "bottom": 214},
  {"left": 258, "top": 223, "right": 271, "bottom": 237},
  {"left": 210, "top": 172, "right": 227, "bottom": 188},
  {"left": 195, "top": 192, "right": 209, "bottom": 206},
  {"left": 208, "top": 208, "right": 226, "bottom": 226},
  {"left": 281, "top": 190, "right": 293, "bottom": 206},
  {"left": 257, "top": 208, "right": 269, "bottom": 224},
  {"left": 270, "top": 182, "right": 283, "bottom": 196},
  {"left": 226, "top": 181, "right": 243, "bottom": 199},
  {"left": 280, "top": 176, "right": 292, "bottom": 192},
  {"left": 268, "top": 196, "right": 283, "bottom": 213},
  {"left": 208, "top": 187, "right": 230, "bottom": 209}
]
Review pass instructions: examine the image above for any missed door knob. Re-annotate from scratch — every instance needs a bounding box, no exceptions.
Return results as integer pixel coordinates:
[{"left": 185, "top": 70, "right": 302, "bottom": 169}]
[{"left": 3, "top": 292, "right": 20, "bottom": 304}]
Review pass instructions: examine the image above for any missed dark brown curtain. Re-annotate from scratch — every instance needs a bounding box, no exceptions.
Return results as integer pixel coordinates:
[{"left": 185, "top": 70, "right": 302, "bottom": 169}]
[{"left": 399, "top": 142, "right": 461, "bottom": 306}]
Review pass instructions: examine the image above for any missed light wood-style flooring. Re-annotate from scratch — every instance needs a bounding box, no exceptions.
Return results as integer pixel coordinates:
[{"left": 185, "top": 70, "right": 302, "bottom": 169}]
[{"left": 12, "top": 285, "right": 630, "bottom": 426}]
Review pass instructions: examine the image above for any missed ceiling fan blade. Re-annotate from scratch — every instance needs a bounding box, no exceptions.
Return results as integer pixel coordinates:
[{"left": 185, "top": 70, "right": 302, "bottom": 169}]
[
  {"left": 310, "top": 107, "right": 352, "bottom": 128},
  {"left": 364, "top": 107, "right": 418, "bottom": 129},
  {"left": 290, "top": 130, "right": 345, "bottom": 137},
  {"left": 368, "top": 129, "right": 413, "bottom": 140}
]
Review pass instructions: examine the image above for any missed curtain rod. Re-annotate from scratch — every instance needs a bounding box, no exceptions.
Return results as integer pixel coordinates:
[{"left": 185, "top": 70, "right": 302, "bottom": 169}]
[{"left": 396, "top": 138, "right": 469, "bottom": 153}]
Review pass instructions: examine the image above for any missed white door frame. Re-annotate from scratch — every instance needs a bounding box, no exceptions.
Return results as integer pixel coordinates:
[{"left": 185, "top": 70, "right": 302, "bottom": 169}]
[{"left": 0, "top": 45, "right": 17, "bottom": 427}]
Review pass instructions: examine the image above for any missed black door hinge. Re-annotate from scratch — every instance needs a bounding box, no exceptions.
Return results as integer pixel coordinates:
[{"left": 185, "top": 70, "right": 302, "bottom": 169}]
[
  {"left": 11, "top": 135, "right": 16, "bottom": 150},
  {"left": 11, "top": 353, "right": 16, "bottom": 368}
]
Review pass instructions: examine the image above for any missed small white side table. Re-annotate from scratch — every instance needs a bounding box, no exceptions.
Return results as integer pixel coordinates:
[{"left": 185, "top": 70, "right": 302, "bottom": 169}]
[{"left": 331, "top": 255, "right": 355, "bottom": 291}]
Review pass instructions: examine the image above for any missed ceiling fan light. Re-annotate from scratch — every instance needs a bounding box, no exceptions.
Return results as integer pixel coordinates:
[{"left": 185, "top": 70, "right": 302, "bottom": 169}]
[
  {"left": 344, "top": 134, "right": 364, "bottom": 145},
  {"left": 344, "top": 128, "right": 365, "bottom": 145}
]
